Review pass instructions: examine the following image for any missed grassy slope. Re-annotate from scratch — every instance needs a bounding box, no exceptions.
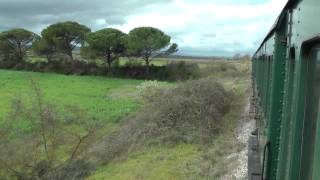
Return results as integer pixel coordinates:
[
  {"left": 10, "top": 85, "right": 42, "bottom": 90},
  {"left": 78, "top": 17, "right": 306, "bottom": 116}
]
[{"left": 0, "top": 69, "right": 143, "bottom": 124}]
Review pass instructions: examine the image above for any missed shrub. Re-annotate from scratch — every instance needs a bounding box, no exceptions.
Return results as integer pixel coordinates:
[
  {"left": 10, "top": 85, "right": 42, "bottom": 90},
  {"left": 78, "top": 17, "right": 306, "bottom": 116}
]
[
  {"left": 90, "top": 78, "right": 234, "bottom": 164},
  {"left": 44, "top": 159, "right": 93, "bottom": 180},
  {"left": 136, "top": 80, "right": 169, "bottom": 102},
  {"left": 141, "top": 78, "right": 233, "bottom": 143},
  {"left": 0, "top": 55, "right": 208, "bottom": 81},
  {"left": 200, "top": 62, "right": 245, "bottom": 78},
  {"left": 123, "top": 59, "right": 143, "bottom": 68},
  {"left": 219, "top": 62, "right": 237, "bottom": 72},
  {"left": 165, "top": 61, "right": 200, "bottom": 81},
  {"left": 111, "top": 58, "right": 120, "bottom": 68}
]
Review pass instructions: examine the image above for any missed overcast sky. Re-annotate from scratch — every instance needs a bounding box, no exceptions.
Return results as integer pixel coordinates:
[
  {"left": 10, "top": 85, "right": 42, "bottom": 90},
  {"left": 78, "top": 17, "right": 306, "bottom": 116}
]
[{"left": 0, "top": 0, "right": 288, "bottom": 57}]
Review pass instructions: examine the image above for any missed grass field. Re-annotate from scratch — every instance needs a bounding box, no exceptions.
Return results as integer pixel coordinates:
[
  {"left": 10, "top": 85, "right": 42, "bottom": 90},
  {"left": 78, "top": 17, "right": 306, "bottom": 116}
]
[
  {"left": 0, "top": 69, "right": 148, "bottom": 179},
  {"left": 0, "top": 69, "right": 143, "bottom": 125},
  {"left": 88, "top": 144, "right": 200, "bottom": 180}
]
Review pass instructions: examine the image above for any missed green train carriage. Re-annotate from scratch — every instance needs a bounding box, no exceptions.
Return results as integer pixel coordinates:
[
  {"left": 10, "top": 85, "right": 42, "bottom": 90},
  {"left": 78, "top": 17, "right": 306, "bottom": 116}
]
[{"left": 249, "top": 0, "right": 320, "bottom": 179}]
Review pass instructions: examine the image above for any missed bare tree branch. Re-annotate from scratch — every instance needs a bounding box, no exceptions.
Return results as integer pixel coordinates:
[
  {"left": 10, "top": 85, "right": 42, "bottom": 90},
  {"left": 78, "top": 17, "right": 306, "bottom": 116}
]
[{"left": 29, "top": 79, "right": 50, "bottom": 162}]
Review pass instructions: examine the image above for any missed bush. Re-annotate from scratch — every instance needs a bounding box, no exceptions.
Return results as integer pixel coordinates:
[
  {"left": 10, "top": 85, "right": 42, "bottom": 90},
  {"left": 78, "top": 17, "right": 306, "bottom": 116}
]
[
  {"left": 123, "top": 59, "right": 143, "bottom": 68},
  {"left": 165, "top": 61, "right": 200, "bottom": 81},
  {"left": 136, "top": 80, "right": 169, "bottom": 102},
  {"left": 200, "top": 62, "right": 245, "bottom": 78},
  {"left": 141, "top": 78, "right": 233, "bottom": 143},
  {"left": 111, "top": 58, "right": 120, "bottom": 68},
  {"left": 90, "top": 78, "right": 234, "bottom": 164},
  {"left": 219, "top": 62, "right": 237, "bottom": 72},
  {"left": 44, "top": 159, "right": 93, "bottom": 180},
  {"left": 0, "top": 56, "right": 205, "bottom": 81}
]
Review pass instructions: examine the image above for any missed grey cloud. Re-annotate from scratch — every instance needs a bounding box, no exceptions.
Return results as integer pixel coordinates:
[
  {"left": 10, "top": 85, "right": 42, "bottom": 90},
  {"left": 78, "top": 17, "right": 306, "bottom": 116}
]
[
  {"left": 0, "top": 0, "right": 173, "bottom": 33},
  {"left": 183, "top": 0, "right": 269, "bottom": 5}
]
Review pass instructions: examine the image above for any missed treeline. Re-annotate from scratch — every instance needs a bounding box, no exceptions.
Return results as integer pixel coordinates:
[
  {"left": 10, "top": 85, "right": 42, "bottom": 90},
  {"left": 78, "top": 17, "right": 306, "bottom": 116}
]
[{"left": 0, "top": 21, "right": 178, "bottom": 78}]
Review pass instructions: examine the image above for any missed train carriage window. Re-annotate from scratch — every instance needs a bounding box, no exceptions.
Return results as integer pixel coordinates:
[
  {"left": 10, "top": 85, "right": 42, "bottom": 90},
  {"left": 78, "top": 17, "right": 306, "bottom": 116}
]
[{"left": 300, "top": 46, "right": 320, "bottom": 180}]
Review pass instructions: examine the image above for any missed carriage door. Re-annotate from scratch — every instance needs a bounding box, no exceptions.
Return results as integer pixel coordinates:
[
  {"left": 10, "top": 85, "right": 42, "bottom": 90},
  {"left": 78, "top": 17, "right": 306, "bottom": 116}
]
[{"left": 300, "top": 46, "right": 320, "bottom": 180}]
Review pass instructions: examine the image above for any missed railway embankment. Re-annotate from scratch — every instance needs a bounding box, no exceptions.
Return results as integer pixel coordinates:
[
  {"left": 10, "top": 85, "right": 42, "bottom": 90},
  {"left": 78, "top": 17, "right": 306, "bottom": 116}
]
[{"left": 221, "top": 78, "right": 255, "bottom": 180}]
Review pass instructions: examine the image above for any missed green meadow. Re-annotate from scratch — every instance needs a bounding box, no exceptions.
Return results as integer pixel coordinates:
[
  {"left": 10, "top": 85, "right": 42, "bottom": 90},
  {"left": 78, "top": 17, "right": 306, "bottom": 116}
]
[{"left": 0, "top": 69, "right": 143, "bottom": 125}]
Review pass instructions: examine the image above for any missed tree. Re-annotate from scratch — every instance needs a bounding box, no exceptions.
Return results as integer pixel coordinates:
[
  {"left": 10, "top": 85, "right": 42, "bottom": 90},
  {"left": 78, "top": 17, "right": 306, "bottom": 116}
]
[
  {"left": 0, "top": 28, "right": 37, "bottom": 61},
  {"left": 165, "top": 43, "right": 179, "bottom": 55},
  {"left": 126, "top": 27, "right": 178, "bottom": 76},
  {"left": 32, "top": 37, "right": 55, "bottom": 62},
  {"left": 81, "top": 28, "right": 126, "bottom": 74},
  {"left": 41, "top": 21, "right": 91, "bottom": 60},
  {"left": 0, "top": 34, "right": 13, "bottom": 60}
]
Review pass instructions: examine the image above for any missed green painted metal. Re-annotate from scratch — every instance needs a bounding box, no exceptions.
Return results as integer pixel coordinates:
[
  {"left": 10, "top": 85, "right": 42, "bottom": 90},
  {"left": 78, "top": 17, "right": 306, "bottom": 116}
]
[
  {"left": 264, "top": 59, "right": 272, "bottom": 127},
  {"left": 252, "top": 0, "right": 320, "bottom": 179},
  {"left": 297, "top": 47, "right": 320, "bottom": 180},
  {"left": 277, "top": 47, "right": 296, "bottom": 180},
  {"left": 288, "top": 50, "right": 307, "bottom": 180},
  {"left": 265, "top": 24, "right": 287, "bottom": 179},
  {"left": 313, "top": 116, "right": 320, "bottom": 179}
]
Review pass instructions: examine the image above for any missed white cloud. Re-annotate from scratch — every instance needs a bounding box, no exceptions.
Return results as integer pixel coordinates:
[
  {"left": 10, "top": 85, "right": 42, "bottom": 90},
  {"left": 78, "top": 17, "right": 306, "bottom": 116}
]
[{"left": 110, "top": 0, "right": 288, "bottom": 56}]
